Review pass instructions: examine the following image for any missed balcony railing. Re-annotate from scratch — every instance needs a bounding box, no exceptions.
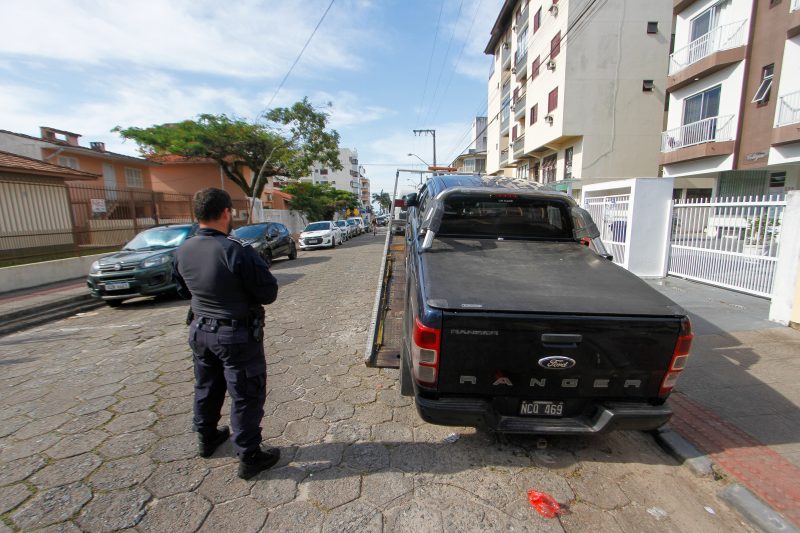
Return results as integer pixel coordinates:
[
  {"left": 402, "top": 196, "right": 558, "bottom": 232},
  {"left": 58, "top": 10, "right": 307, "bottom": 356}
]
[
  {"left": 500, "top": 104, "right": 510, "bottom": 135},
  {"left": 514, "top": 92, "right": 526, "bottom": 121},
  {"left": 500, "top": 148, "right": 509, "bottom": 166},
  {"left": 792, "top": 0, "right": 800, "bottom": 12},
  {"left": 777, "top": 90, "right": 800, "bottom": 127},
  {"left": 516, "top": 6, "right": 529, "bottom": 27},
  {"left": 501, "top": 44, "right": 512, "bottom": 71},
  {"left": 661, "top": 114, "right": 735, "bottom": 152},
  {"left": 513, "top": 135, "right": 525, "bottom": 157},
  {"left": 668, "top": 20, "right": 747, "bottom": 75}
]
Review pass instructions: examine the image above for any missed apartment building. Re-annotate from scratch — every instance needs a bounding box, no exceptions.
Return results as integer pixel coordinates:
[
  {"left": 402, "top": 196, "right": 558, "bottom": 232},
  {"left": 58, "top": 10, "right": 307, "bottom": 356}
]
[
  {"left": 451, "top": 116, "right": 488, "bottom": 173},
  {"left": 0, "top": 127, "right": 155, "bottom": 191},
  {"left": 661, "top": 0, "right": 800, "bottom": 198},
  {"left": 360, "top": 176, "right": 371, "bottom": 207},
  {"left": 300, "top": 148, "right": 363, "bottom": 199},
  {"left": 484, "top": 0, "right": 672, "bottom": 195}
]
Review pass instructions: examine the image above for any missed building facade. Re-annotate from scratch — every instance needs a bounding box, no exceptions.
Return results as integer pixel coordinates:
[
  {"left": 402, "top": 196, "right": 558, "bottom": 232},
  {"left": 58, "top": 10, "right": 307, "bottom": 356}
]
[
  {"left": 301, "top": 148, "right": 363, "bottom": 200},
  {"left": 360, "top": 176, "right": 371, "bottom": 207},
  {"left": 662, "top": 0, "right": 800, "bottom": 198},
  {"left": 452, "top": 116, "right": 488, "bottom": 174},
  {"left": 0, "top": 127, "right": 155, "bottom": 191},
  {"left": 484, "top": 0, "right": 672, "bottom": 195}
]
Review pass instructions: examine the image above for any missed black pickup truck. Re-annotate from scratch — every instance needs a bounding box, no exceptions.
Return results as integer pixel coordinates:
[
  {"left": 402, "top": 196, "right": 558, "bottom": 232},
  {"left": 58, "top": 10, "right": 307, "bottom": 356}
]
[{"left": 399, "top": 174, "right": 693, "bottom": 434}]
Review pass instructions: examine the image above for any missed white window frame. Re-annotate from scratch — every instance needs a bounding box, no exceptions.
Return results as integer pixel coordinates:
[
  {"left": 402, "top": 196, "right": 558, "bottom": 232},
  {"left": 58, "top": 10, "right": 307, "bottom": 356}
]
[
  {"left": 124, "top": 167, "right": 144, "bottom": 188},
  {"left": 58, "top": 156, "right": 79, "bottom": 170},
  {"left": 752, "top": 64, "right": 774, "bottom": 104}
]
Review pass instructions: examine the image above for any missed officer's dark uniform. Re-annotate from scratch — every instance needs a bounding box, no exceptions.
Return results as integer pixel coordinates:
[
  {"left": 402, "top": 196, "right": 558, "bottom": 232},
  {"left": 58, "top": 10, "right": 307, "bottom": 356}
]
[{"left": 173, "top": 227, "right": 278, "bottom": 456}]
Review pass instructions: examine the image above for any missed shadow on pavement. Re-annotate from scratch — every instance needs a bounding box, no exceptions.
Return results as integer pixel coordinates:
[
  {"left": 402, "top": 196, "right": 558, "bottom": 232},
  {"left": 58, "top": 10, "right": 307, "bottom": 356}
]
[{"left": 271, "top": 255, "right": 331, "bottom": 269}]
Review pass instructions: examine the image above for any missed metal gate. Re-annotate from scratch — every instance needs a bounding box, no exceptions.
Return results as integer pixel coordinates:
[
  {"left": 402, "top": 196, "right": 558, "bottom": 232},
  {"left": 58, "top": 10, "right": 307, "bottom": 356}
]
[
  {"left": 583, "top": 194, "right": 630, "bottom": 266},
  {"left": 669, "top": 196, "right": 786, "bottom": 298}
]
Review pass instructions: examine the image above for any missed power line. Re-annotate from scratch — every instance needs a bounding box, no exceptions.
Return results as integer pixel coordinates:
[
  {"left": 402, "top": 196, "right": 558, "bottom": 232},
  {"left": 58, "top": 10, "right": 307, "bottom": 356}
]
[
  {"left": 414, "top": 0, "right": 446, "bottom": 128},
  {"left": 264, "top": 0, "right": 336, "bottom": 110},
  {"left": 420, "top": 0, "right": 465, "bottom": 128}
]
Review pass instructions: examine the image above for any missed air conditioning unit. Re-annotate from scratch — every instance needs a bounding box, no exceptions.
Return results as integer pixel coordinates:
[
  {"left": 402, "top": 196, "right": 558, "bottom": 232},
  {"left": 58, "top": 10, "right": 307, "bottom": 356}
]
[
  {"left": 503, "top": 42, "right": 511, "bottom": 49},
  {"left": 546, "top": 60, "right": 556, "bottom": 70},
  {"left": 512, "top": 67, "right": 517, "bottom": 74},
  {"left": 545, "top": 114, "right": 554, "bottom": 124},
  {"left": 512, "top": 25, "right": 517, "bottom": 32},
  {"left": 549, "top": 4, "right": 559, "bottom": 16}
]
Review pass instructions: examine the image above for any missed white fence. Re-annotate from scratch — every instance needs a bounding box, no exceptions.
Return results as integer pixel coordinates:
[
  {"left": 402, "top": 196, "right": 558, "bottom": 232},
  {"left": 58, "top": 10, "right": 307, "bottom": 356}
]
[
  {"left": 583, "top": 194, "right": 631, "bottom": 266},
  {"left": 669, "top": 196, "right": 786, "bottom": 298},
  {"left": 661, "top": 115, "right": 735, "bottom": 152},
  {"left": 776, "top": 90, "right": 800, "bottom": 127},
  {"left": 669, "top": 20, "right": 747, "bottom": 75},
  {"left": 261, "top": 209, "right": 307, "bottom": 235}
]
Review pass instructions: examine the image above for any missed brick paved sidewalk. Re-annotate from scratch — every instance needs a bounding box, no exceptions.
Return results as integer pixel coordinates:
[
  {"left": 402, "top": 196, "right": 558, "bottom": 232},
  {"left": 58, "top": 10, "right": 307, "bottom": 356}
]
[{"left": 0, "top": 279, "right": 88, "bottom": 316}]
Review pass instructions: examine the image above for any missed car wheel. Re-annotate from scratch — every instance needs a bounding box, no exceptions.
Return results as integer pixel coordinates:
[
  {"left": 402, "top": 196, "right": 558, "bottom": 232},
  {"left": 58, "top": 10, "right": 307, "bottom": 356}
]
[
  {"left": 288, "top": 243, "right": 297, "bottom": 260},
  {"left": 400, "top": 341, "right": 413, "bottom": 397},
  {"left": 105, "top": 300, "right": 123, "bottom": 308}
]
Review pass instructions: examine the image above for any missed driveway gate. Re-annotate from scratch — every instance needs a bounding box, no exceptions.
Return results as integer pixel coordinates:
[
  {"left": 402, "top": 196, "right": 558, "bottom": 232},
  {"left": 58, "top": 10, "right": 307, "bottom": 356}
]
[
  {"left": 668, "top": 196, "right": 786, "bottom": 298},
  {"left": 583, "top": 194, "right": 630, "bottom": 266}
]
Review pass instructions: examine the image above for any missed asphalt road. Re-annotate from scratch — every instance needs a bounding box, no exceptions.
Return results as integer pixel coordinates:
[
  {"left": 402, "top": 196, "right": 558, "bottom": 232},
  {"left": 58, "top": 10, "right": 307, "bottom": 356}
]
[{"left": 0, "top": 232, "right": 754, "bottom": 532}]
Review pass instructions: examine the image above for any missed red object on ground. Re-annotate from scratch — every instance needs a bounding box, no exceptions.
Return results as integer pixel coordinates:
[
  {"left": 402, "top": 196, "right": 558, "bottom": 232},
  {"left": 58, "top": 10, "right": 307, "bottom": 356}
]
[{"left": 527, "top": 490, "right": 561, "bottom": 518}]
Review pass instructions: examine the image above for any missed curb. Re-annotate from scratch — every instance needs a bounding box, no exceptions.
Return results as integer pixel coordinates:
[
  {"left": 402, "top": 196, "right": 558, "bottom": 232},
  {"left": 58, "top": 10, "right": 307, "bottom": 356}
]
[
  {"left": 653, "top": 426, "right": 714, "bottom": 476},
  {"left": 0, "top": 293, "right": 103, "bottom": 337},
  {"left": 719, "top": 484, "right": 799, "bottom": 533}
]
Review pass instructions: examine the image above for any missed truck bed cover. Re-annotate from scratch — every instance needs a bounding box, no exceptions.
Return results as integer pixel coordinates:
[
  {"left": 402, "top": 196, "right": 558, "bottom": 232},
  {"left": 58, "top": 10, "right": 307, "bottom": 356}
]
[{"left": 423, "top": 238, "right": 684, "bottom": 317}]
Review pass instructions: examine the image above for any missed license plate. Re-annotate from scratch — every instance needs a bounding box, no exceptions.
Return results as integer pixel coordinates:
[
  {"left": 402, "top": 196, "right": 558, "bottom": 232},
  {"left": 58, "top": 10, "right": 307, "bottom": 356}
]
[
  {"left": 308, "top": 239, "right": 321, "bottom": 244},
  {"left": 519, "top": 400, "right": 564, "bottom": 417},
  {"left": 105, "top": 282, "right": 130, "bottom": 291}
]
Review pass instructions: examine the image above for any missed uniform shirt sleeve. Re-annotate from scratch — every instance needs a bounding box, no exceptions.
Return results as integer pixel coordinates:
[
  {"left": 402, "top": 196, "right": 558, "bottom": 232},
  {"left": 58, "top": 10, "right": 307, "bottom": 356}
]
[
  {"left": 172, "top": 254, "right": 192, "bottom": 300},
  {"left": 235, "top": 244, "right": 279, "bottom": 305}
]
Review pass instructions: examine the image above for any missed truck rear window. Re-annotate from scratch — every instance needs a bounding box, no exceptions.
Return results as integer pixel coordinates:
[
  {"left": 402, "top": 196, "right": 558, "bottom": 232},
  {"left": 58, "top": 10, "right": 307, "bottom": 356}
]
[{"left": 438, "top": 194, "right": 572, "bottom": 240}]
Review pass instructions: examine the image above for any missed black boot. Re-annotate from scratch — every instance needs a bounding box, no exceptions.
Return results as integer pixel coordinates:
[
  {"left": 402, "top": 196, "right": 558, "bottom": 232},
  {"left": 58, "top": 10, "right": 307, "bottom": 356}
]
[
  {"left": 197, "top": 426, "right": 230, "bottom": 458},
  {"left": 238, "top": 447, "right": 281, "bottom": 479}
]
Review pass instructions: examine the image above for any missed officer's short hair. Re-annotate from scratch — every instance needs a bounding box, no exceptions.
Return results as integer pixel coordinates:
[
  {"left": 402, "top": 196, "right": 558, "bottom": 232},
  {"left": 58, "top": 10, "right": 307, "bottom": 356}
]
[{"left": 194, "top": 188, "right": 233, "bottom": 221}]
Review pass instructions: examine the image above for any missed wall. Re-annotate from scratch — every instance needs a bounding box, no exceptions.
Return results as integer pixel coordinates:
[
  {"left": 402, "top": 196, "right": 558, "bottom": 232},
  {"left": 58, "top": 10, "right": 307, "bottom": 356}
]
[
  {"left": 0, "top": 132, "right": 44, "bottom": 160},
  {"left": 563, "top": 0, "right": 672, "bottom": 180},
  {"left": 149, "top": 161, "right": 249, "bottom": 200},
  {"left": 769, "top": 191, "right": 800, "bottom": 324},
  {"left": 0, "top": 175, "right": 74, "bottom": 250},
  {"left": 40, "top": 147, "right": 154, "bottom": 191},
  {"left": 0, "top": 252, "right": 106, "bottom": 292}
]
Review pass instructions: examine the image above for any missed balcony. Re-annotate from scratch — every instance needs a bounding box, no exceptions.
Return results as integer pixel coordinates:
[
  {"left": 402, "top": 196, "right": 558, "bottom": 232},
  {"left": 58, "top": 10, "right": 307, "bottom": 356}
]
[
  {"left": 790, "top": 0, "right": 800, "bottom": 37},
  {"left": 660, "top": 114, "right": 736, "bottom": 165},
  {"left": 667, "top": 20, "right": 747, "bottom": 90},
  {"left": 514, "top": 92, "right": 526, "bottom": 121},
  {"left": 772, "top": 90, "right": 800, "bottom": 146},
  {"left": 514, "top": 50, "right": 527, "bottom": 81},
  {"left": 793, "top": 0, "right": 800, "bottom": 11},
  {"left": 500, "top": 148, "right": 510, "bottom": 166},
  {"left": 501, "top": 44, "right": 512, "bottom": 71},
  {"left": 500, "top": 104, "right": 511, "bottom": 136},
  {"left": 513, "top": 135, "right": 525, "bottom": 158},
  {"left": 516, "top": 6, "right": 529, "bottom": 28}
]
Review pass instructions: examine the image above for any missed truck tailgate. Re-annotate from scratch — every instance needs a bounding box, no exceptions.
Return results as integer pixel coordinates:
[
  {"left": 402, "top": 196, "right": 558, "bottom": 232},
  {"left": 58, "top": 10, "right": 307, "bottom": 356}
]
[{"left": 439, "top": 312, "right": 679, "bottom": 401}]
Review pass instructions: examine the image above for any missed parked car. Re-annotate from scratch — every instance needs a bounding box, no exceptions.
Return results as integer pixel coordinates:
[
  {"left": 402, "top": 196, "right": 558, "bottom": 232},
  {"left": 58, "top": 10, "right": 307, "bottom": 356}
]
[
  {"left": 87, "top": 224, "right": 197, "bottom": 307},
  {"left": 398, "top": 174, "right": 693, "bottom": 435},
  {"left": 299, "top": 221, "right": 341, "bottom": 250},
  {"left": 392, "top": 210, "right": 407, "bottom": 234},
  {"left": 346, "top": 218, "right": 361, "bottom": 236},
  {"left": 232, "top": 222, "right": 297, "bottom": 267},
  {"left": 334, "top": 220, "right": 352, "bottom": 241}
]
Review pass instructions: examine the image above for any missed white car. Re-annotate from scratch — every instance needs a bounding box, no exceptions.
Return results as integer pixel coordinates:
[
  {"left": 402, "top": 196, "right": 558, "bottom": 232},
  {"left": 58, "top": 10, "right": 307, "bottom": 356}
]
[
  {"left": 334, "top": 220, "right": 352, "bottom": 241},
  {"left": 299, "top": 221, "right": 342, "bottom": 249},
  {"left": 346, "top": 218, "right": 362, "bottom": 236}
]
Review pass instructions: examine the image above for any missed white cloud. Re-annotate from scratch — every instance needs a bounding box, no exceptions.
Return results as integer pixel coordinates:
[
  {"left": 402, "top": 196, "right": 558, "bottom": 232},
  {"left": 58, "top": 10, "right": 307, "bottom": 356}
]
[
  {"left": 310, "top": 91, "right": 391, "bottom": 129},
  {"left": 0, "top": 0, "right": 375, "bottom": 80},
  {"left": 451, "top": 0, "right": 504, "bottom": 81}
]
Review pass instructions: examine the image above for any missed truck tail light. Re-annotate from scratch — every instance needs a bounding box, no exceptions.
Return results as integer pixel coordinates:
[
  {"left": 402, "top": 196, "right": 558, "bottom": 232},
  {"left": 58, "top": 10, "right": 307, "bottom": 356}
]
[
  {"left": 660, "top": 318, "right": 694, "bottom": 396},
  {"left": 411, "top": 317, "right": 441, "bottom": 387}
]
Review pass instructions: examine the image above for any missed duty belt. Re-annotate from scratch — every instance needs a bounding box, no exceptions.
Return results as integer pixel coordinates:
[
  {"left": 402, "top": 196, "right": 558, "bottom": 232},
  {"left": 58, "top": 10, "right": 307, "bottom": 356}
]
[{"left": 196, "top": 316, "right": 263, "bottom": 329}]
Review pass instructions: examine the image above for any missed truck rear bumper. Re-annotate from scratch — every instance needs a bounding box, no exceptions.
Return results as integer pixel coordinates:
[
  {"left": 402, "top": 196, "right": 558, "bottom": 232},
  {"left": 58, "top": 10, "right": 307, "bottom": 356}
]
[{"left": 415, "top": 396, "right": 672, "bottom": 434}]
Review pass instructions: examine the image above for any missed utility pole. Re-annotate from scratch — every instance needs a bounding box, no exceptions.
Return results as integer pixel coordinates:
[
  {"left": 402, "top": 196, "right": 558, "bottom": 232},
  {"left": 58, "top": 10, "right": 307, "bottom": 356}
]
[{"left": 413, "top": 129, "right": 437, "bottom": 167}]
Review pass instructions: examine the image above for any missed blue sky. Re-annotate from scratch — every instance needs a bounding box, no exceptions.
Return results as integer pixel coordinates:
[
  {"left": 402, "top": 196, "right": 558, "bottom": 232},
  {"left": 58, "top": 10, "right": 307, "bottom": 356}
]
[{"left": 0, "top": 0, "right": 502, "bottom": 196}]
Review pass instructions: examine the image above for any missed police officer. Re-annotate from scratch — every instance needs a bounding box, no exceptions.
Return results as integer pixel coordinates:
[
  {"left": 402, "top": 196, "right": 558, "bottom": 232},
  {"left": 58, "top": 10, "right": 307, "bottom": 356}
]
[{"left": 173, "top": 188, "right": 280, "bottom": 480}]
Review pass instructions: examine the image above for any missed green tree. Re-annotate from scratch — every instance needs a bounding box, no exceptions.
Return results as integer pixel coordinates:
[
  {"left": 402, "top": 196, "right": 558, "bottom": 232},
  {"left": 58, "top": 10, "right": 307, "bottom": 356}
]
[
  {"left": 282, "top": 183, "right": 359, "bottom": 222},
  {"left": 372, "top": 192, "right": 392, "bottom": 213},
  {"left": 113, "top": 98, "right": 341, "bottom": 200}
]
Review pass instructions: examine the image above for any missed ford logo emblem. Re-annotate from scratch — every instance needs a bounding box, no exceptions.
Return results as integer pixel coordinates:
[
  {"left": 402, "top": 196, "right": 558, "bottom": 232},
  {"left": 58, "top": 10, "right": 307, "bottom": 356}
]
[{"left": 538, "top": 356, "right": 576, "bottom": 370}]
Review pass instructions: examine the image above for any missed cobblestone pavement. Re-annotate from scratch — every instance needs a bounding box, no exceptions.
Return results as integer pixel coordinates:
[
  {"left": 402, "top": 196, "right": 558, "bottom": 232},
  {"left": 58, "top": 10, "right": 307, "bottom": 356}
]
[{"left": 0, "top": 236, "right": 754, "bottom": 532}]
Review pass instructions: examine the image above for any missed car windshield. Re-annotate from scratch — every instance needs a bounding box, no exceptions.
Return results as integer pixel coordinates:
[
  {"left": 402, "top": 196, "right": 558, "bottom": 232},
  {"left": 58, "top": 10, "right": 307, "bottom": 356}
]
[
  {"left": 346, "top": 220, "right": 357, "bottom": 226},
  {"left": 124, "top": 227, "right": 191, "bottom": 251},
  {"left": 438, "top": 194, "right": 573, "bottom": 240},
  {"left": 233, "top": 224, "right": 268, "bottom": 239},
  {"left": 305, "top": 222, "right": 331, "bottom": 232},
  {"left": 233, "top": 224, "right": 267, "bottom": 239},
  {"left": 335, "top": 221, "right": 346, "bottom": 226}
]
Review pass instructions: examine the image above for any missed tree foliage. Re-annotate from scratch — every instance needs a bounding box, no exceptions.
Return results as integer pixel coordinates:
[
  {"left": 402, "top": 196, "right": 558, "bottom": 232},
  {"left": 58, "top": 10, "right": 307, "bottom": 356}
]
[
  {"left": 372, "top": 192, "right": 392, "bottom": 213},
  {"left": 282, "top": 182, "right": 359, "bottom": 222},
  {"left": 113, "top": 98, "right": 341, "bottom": 199}
]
